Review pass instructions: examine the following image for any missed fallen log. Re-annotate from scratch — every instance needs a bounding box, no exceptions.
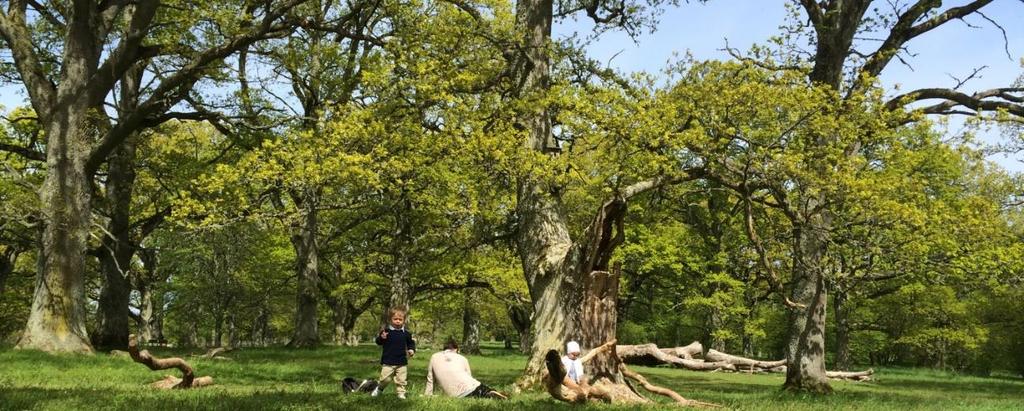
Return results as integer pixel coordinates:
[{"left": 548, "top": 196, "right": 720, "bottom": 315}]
[
  {"left": 705, "top": 349, "right": 786, "bottom": 370},
  {"left": 617, "top": 343, "right": 737, "bottom": 371},
  {"left": 826, "top": 369, "right": 874, "bottom": 381},
  {"left": 659, "top": 341, "right": 703, "bottom": 360},
  {"left": 202, "top": 347, "right": 234, "bottom": 359},
  {"left": 128, "top": 334, "right": 214, "bottom": 389}
]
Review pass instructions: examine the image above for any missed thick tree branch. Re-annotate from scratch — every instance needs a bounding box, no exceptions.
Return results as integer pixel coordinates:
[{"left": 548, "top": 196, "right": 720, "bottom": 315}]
[
  {"left": 0, "top": 141, "right": 45, "bottom": 161},
  {"left": 88, "top": 0, "right": 161, "bottom": 106},
  {"left": 861, "top": 0, "right": 995, "bottom": 79},
  {"left": 0, "top": 4, "right": 57, "bottom": 121},
  {"left": 886, "top": 87, "right": 1024, "bottom": 121},
  {"left": 86, "top": 0, "right": 307, "bottom": 176}
]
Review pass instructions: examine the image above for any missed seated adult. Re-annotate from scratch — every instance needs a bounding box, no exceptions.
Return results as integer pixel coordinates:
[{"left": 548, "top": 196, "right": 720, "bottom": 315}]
[{"left": 424, "top": 340, "right": 507, "bottom": 399}]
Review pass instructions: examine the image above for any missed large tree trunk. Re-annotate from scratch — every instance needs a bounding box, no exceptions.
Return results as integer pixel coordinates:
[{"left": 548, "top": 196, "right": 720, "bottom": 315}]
[
  {"left": 782, "top": 223, "right": 832, "bottom": 393},
  {"left": 461, "top": 275, "right": 482, "bottom": 355},
  {"left": 17, "top": 103, "right": 95, "bottom": 354},
  {"left": 288, "top": 200, "right": 320, "bottom": 348}
]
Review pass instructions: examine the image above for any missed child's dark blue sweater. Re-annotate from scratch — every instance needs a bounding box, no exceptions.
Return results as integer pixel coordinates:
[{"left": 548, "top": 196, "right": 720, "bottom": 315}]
[{"left": 375, "top": 326, "right": 416, "bottom": 366}]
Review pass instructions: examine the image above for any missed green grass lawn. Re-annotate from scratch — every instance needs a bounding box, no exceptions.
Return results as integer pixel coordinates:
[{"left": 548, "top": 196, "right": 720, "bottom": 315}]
[{"left": 1, "top": 343, "right": 1022, "bottom": 410}]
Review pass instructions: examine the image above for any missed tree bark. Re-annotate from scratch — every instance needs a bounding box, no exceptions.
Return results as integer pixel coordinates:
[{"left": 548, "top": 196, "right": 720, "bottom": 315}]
[
  {"left": 783, "top": 224, "right": 832, "bottom": 393},
  {"left": 18, "top": 103, "right": 95, "bottom": 354},
  {"left": 288, "top": 199, "right": 320, "bottom": 348}
]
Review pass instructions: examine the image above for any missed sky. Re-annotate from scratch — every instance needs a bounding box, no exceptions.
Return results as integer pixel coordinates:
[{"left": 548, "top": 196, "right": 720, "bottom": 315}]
[
  {"left": 2, "top": 1, "right": 1022, "bottom": 170},
  {"left": 552, "top": 0, "right": 1024, "bottom": 172}
]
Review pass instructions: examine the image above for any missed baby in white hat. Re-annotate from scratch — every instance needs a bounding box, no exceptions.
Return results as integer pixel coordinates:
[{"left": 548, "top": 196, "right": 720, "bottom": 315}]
[{"left": 561, "top": 341, "right": 585, "bottom": 385}]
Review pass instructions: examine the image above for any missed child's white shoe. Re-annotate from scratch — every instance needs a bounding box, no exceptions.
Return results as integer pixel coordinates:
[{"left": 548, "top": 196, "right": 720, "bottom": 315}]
[
  {"left": 397, "top": 393, "right": 406, "bottom": 400},
  {"left": 370, "top": 387, "right": 380, "bottom": 397}
]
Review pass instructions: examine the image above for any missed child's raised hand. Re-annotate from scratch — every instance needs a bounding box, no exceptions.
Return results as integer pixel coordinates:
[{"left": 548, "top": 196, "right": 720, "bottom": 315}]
[{"left": 380, "top": 329, "right": 389, "bottom": 339}]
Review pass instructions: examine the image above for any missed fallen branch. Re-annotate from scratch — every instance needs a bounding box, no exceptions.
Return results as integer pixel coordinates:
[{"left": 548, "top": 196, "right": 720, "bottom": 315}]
[
  {"left": 202, "top": 346, "right": 234, "bottom": 359},
  {"left": 619, "top": 363, "right": 721, "bottom": 408},
  {"left": 660, "top": 341, "right": 703, "bottom": 359},
  {"left": 705, "top": 349, "right": 786, "bottom": 370},
  {"left": 617, "top": 343, "right": 736, "bottom": 371},
  {"left": 826, "top": 369, "right": 874, "bottom": 381},
  {"left": 128, "top": 334, "right": 213, "bottom": 389}
]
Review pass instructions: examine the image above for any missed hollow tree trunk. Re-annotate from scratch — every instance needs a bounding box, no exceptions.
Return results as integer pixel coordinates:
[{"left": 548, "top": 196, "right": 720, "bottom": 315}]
[
  {"left": 462, "top": 275, "right": 482, "bottom": 355},
  {"left": 783, "top": 223, "right": 832, "bottom": 393},
  {"left": 288, "top": 199, "right": 320, "bottom": 348},
  {"left": 18, "top": 102, "right": 95, "bottom": 354}
]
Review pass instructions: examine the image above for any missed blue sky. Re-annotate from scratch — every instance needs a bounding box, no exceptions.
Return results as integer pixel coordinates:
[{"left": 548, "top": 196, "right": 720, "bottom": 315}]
[
  {"left": 3, "top": 1, "right": 1022, "bottom": 170},
  {"left": 553, "top": 0, "right": 1024, "bottom": 172}
]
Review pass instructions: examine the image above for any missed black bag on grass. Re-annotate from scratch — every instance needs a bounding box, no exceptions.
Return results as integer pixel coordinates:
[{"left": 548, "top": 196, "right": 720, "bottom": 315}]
[{"left": 341, "top": 377, "right": 379, "bottom": 394}]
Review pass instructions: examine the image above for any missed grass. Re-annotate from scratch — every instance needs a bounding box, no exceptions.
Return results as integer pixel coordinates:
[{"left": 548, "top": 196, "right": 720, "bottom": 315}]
[{"left": 1, "top": 343, "right": 1022, "bottom": 410}]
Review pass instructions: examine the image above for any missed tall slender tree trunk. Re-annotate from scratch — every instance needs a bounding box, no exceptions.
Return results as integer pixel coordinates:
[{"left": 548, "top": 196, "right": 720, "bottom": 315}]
[
  {"left": 462, "top": 275, "right": 482, "bottom": 354},
  {"left": 18, "top": 103, "right": 95, "bottom": 354},
  {"left": 94, "top": 136, "right": 139, "bottom": 351},
  {"left": 834, "top": 286, "right": 851, "bottom": 371},
  {"left": 387, "top": 199, "right": 414, "bottom": 319},
  {"left": 288, "top": 199, "right": 320, "bottom": 347},
  {"left": 95, "top": 63, "right": 145, "bottom": 351}
]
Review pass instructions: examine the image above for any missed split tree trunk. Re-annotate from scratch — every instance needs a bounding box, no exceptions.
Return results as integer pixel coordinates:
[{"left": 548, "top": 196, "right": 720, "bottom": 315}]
[{"left": 328, "top": 295, "right": 372, "bottom": 346}]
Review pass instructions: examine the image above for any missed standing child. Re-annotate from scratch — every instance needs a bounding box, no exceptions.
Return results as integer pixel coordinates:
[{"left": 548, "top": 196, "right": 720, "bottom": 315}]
[{"left": 372, "top": 307, "right": 416, "bottom": 399}]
